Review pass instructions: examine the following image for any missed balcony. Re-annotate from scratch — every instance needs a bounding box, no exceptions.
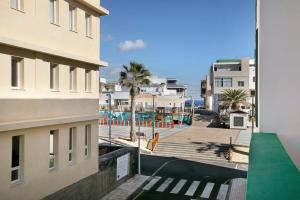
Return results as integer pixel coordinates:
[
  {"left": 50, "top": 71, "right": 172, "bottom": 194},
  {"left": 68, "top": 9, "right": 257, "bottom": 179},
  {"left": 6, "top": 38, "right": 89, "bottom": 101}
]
[{"left": 247, "top": 133, "right": 300, "bottom": 199}]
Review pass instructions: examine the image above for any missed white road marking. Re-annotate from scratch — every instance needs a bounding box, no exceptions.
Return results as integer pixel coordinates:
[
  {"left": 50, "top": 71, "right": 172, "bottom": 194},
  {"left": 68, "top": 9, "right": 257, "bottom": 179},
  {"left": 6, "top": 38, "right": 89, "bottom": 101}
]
[
  {"left": 156, "top": 178, "right": 174, "bottom": 192},
  {"left": 143, "top": 176, "right": 162, "bottom": 191},
  {"left": 200, "top": 182, "right": 215, "bottom": 198},
  {"left": 170, "top": 179, "right": 187, "bottom": 194},
  {"left": 185, "top": 181, "right": 200, "bottom": 196},
  {"left": 216, "top": 184, "right": 229, "bottom": 200}
]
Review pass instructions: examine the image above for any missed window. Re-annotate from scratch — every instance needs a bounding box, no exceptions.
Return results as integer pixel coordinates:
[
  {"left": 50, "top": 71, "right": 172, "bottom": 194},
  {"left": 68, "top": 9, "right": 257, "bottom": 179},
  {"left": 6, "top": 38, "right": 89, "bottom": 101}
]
[
  {"left": 85, "top": 70, "right": 91, "bottom": 92},
  {"left": 85, "top": 13, "right": 92, "bottom": 37},
  {"left": 69, "top": 5, "right": 77, "bottom": 31},
  {"left": 215, "top": 77, "right": 232, "bottom": 87},
  {"left": 50, "top": 0, "right": 58, "bottom": 24},
  {"left": 11, "top": 0, "right": 23, "bottom": 11},
  {"left": 84, "top": 125, "right": 91, "bottom": 158},
  {"left": 11, "top": 136, "right": 22, "bottom": 183},
  {"left": 223, "top": 78, "right": 232, "bottom": 87},
  {"left": 69, "top": 67, "right": 77, "bottom": 91},
  {"left": 253, "top": 76, "right": 256, "bottom": 82},
  {"left": 49, "top": 130, "right": 58, "bottom": 169},
  {"left": 238, "top": 81, "right": 245, "bottom": 87},
  {"left": 68, "top": 127, "right": 76, "bottom": 163},
  {"left": 50, "top": 64, "right": 59, "bottom": 90},
  {"left": 11, "top": 57, "right": 24, "bottom": 88},
  {"left": 215, "top": 78, "right": 223, "bottom": 87}
]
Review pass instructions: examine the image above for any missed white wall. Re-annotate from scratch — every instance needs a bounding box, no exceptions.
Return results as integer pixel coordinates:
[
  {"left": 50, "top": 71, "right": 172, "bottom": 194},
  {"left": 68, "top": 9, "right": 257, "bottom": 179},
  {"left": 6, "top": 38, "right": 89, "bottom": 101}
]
[
  {"left": 0, "top": 121, "right": 99, "bottom": 200},
  {"left": 258, "top": 0, "right": 300, "bottom": 169}
]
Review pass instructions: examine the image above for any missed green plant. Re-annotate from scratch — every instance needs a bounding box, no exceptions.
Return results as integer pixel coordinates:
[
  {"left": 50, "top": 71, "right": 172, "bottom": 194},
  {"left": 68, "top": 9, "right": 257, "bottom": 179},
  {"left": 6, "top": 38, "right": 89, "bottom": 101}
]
[
  {"left": 119, "top": 62, "right": 151, "bottom": 141},
  {"left": 221, "top": 89, "right": 248, "bottom": 110}
]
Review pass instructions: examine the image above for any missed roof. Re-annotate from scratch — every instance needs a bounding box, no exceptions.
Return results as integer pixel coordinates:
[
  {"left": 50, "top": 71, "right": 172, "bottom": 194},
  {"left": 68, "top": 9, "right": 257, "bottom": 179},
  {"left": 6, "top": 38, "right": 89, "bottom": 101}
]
[{"left": 216, "top": 59, "right": 241, "bottom": 63}]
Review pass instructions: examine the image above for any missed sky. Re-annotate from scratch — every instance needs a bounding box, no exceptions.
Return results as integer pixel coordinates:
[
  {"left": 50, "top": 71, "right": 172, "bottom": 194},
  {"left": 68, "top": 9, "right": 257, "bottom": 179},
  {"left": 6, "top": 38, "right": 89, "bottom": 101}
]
[{"left": 100, "top": 0, "right": 256, "bottom": 98}]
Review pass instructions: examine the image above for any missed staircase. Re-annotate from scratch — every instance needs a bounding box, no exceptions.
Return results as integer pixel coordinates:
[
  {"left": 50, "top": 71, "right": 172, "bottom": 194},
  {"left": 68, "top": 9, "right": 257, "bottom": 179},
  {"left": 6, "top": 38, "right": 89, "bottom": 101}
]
[{"left": 153, "top": 141, "right": 233, "bottom": 167}]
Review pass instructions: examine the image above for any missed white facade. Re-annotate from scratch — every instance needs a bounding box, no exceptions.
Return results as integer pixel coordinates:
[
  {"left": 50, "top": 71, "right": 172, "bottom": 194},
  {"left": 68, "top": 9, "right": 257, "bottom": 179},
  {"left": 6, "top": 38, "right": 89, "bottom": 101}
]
[
  {"left": 0, "top": 0, "right": 108, "bottom": 199},
  {"left": 257, "top": 0, "right": 300, "bottom": 169},
  {"left": 249, "top": 59, "right": 256, "bottom": 90}
]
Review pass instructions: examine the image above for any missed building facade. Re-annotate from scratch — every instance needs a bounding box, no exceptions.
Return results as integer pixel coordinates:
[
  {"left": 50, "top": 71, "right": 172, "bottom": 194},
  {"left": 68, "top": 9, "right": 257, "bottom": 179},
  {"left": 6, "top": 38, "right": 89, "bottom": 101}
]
[
  {"left": 0, "top": 0, "right": 108, "bottom": 199},
  {"left": 202, "top": 58, "right": 255, "bottom": 112},
  {"left": 257, "top": 0, "right": 300, "bottom": 169},
  {"left": 100, "top": 76, "right": 187, "bottom": 111}
]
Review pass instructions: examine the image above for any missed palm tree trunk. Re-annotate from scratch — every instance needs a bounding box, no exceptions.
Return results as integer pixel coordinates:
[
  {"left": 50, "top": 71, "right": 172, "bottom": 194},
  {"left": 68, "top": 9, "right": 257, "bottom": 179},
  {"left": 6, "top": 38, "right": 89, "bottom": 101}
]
[{"left": 130, "top": 94, "right": 136, "bottom": 141}]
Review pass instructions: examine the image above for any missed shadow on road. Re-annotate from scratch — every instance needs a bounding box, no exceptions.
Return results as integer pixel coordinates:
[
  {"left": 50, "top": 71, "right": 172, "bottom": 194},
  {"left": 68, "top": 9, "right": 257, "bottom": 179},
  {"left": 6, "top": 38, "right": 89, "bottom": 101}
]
[
  {"left": 193, "top": 109, "right": 226, "bottom": 129},
  {"left": 190, "top": 141, "right": 229, "bottom": 158}
]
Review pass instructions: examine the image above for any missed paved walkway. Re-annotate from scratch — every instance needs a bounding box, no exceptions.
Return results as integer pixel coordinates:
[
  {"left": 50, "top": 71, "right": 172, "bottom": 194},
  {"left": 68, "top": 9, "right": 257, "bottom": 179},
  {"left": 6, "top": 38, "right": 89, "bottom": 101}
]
[
  {"left": 234, "top": 129, "right": 253, "bottom": 147},
  {"left": 101, "top": 175, "right": 149, "bottom": 200},
  {"left": 160, "top": 126, "right": 239, "bottom": 144}
]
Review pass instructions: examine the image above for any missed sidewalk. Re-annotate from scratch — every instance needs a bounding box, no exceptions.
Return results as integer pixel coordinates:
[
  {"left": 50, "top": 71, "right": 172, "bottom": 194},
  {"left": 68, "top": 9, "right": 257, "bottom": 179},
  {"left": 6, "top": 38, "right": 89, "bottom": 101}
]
[
  {"left": 101, "top": 175, "right": 149, "bottom": 200},
  {"left": 231, "top": 128, "right": 253, "bottom": 166}
]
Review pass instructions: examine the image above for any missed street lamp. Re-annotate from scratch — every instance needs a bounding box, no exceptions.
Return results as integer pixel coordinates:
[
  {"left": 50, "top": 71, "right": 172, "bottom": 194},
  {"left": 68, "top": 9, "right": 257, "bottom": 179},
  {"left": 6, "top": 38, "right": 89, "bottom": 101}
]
[
  {"left": 106, "top": 93, "right": 112, "bottom": 146},
  {"left": 190, "top": 95, "right": 195, "bottom": 125},
  {"left": 152, "top": 94, "right": 156, "bottom": 139}
]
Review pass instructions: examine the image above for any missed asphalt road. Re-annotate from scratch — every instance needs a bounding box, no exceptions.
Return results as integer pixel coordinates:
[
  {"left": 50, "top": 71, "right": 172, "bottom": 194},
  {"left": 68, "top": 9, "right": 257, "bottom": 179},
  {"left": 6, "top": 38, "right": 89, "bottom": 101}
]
[{"left": 132, "top": 154, "right": 247, "bottom": 200}]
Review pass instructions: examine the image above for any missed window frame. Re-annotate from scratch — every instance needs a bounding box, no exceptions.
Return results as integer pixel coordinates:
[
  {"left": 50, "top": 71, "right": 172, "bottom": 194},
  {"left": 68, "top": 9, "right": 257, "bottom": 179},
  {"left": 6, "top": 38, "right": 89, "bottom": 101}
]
[
  {"left": 68, "top": 127, "right": 76, "bottom": 164},
  {"left": 84, "top": 125, "right": 91, "bottom": 158},
  {"left": 85, "top": 13, "right": 92, "bottom": 37},
  {"left": 69, "top": 67, "right": 77, "bottom": 92},
  {"left": 85, "top": 69, "right": 92, "bottom": 92},
  {"left": 69, "top": 5, "right": 77, "bottom": 32},
  {"left": 50, "top": 63, "right": 59, "bottom": 91},
  {"left": 238, "top": 81, "right": 245, "bottom": 87},
  {"left": 49, "top": 130, "right": 58, "bottom": 170},
  {"left": 11, "top": 0, "right": 24, "bottom": 12},
  {"left": 11, "top": 135, "right": 23, "bottom": 184},
  {"left": 49, "top": 0, "right": 59, "bottom": 25},
  {"left": 11, "top": 57, "right": 24, "bottom": 89}
]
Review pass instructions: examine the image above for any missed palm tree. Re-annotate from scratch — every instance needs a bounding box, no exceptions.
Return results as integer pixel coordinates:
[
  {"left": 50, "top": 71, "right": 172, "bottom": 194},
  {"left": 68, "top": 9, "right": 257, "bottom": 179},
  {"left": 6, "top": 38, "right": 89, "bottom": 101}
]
[
  {"left": 221, "top": 89, "right": 248, "bottom": 111},
  {"left": 119, "top": 62, "right": 151, "bottom": 141}
]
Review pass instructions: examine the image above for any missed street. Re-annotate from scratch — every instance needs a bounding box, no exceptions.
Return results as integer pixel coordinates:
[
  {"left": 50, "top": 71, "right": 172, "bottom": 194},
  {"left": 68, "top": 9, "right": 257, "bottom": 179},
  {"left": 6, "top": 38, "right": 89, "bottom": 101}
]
[{"left": 132, "top": 154, "right": 247, "bottom": 200}]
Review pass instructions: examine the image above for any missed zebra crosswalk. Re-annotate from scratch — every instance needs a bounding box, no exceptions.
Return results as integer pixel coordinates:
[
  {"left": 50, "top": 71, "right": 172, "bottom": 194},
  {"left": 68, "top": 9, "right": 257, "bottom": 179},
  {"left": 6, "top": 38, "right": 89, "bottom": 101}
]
[{"left": 142, "top": 176, "right": 229, "bottom": 199}]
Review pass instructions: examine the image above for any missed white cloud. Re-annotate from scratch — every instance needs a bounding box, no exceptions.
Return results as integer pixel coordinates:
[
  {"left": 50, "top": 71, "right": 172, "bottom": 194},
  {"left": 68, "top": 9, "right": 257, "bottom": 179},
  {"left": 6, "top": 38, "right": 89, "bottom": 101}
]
[{"left": 118, "top": 39, "right": 147, "bottom": 52}]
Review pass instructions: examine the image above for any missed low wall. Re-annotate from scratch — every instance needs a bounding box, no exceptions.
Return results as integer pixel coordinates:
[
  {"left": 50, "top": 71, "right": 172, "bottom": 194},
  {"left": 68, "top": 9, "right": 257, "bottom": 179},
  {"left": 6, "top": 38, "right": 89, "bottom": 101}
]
[{"left": 43, "top": 146, "right": 138, "bottom": 200}]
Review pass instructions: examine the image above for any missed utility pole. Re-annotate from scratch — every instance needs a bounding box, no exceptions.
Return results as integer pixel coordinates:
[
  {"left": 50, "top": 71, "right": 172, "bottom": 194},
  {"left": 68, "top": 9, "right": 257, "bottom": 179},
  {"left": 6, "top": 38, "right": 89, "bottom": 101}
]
[
  {"left": 190, "top": 96, "right": 194, "bottom": 125},
  {"left": 152, "top": 95, "right": 156, "bottom": 139},
  {"left": 138, "top": 120, "right": 141, "bottom": 175},
  {"left": 107, "top": 93, "right": 112, "bottom": 146}
]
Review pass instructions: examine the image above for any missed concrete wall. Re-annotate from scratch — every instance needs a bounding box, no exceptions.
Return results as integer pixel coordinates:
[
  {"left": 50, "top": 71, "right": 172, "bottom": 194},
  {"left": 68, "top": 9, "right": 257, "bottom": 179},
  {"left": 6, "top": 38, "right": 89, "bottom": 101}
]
[
  {"left": 212, "top": 59, "right": 250, "bottom": 94},
  {"left": 0, "top": 120, "right": 99, "bottom": 200},
  {"left": 0, "top": 45, "right": 99, "bottom": 100},
  {"left": 0, "top": 0, "right": 102, "bottom": 61},
  {"left": 258, "top": 0, "right": 300, "bottom": 169},
  {"left": 43, "top": 147, "right": 138, "bottom": 200}
]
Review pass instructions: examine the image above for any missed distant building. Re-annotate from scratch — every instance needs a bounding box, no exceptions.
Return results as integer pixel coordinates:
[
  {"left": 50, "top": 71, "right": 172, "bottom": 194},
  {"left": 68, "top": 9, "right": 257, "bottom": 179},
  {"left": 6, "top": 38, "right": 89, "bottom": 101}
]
[
  {"left": 0, "top": 1, "right": 108, "bottom": 199},
  {"left": 100, "top": 76, "right": 187, "bottom": 111},
  {"left": 201, "top": 58, "right": 255, "bottom": 112}
]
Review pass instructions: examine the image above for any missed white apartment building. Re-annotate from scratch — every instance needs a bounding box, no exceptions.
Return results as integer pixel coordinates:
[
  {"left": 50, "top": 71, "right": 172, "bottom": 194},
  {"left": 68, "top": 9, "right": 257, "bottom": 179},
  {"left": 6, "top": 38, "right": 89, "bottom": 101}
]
[
  {"left": 257, "top": 0, "right": 300, "bottom": 169},
  {"left": 100, "top": 76, "right": 187, "bottom": 111},
  {"left": 0, "top": 0, "right": 108, "bottom": 199},
  {"left": 202, "top": 58, "right": 255, "bottom": 112}
]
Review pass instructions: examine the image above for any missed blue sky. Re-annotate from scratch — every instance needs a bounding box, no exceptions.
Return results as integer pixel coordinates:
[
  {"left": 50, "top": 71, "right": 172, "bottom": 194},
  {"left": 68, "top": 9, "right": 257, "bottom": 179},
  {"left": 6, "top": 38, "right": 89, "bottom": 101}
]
[{"left": 100, "top": 0, "right": 256, "bottom": 97}]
